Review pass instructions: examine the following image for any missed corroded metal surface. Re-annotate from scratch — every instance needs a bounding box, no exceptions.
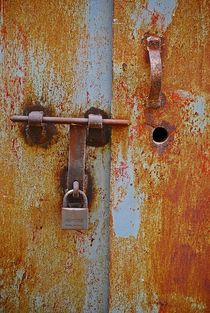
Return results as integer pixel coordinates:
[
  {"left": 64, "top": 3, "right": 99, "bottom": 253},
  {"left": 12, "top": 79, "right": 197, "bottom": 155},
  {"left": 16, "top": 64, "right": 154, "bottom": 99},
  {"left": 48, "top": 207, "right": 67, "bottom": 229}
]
[
  {"left": 110, "top": 1, "right": 209, "bottom": 312},
  {"left": 0, "top": 0, "right": 112, "bottom": 312}
]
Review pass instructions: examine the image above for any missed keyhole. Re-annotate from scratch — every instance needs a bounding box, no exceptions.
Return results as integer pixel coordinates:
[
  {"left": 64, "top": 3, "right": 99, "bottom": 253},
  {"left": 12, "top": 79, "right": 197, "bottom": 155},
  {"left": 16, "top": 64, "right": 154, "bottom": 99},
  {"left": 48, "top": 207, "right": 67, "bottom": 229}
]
[{"left": 152, "top": 127, "right": 168, "bottom": 144}]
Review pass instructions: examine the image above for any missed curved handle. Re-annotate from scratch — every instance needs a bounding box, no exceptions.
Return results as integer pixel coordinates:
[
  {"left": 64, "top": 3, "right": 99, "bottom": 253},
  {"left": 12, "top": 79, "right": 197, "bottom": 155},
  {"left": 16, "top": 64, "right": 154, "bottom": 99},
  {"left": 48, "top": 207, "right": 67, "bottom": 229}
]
[{"left": 146, "top": 36, "right": 165, "bottom": 108}]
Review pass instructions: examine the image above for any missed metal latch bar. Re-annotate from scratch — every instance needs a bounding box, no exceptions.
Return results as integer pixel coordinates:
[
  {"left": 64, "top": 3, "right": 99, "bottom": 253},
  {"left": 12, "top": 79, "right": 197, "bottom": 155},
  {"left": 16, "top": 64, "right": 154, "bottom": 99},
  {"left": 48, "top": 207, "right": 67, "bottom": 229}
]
[
  {"left": 11, "top": 111, "right": 129, "bottom": 230},
  {"left": 11, "top": 114, "right": 129, "bottom": 126}
]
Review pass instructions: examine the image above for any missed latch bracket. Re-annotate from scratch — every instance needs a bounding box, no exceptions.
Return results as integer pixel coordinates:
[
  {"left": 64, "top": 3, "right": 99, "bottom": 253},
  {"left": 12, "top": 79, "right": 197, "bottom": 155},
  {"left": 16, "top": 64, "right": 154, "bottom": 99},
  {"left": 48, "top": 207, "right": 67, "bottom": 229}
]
[{"left": 11, "top": 110, "right": 129, "bottom": 230}]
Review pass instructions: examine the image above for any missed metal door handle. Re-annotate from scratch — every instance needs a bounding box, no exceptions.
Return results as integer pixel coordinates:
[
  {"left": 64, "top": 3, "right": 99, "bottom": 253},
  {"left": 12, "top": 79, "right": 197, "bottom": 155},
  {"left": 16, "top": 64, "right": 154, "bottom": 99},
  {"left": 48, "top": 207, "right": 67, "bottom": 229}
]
[{"left": 146, "top": 35, "right": 165, "bottom": 108}]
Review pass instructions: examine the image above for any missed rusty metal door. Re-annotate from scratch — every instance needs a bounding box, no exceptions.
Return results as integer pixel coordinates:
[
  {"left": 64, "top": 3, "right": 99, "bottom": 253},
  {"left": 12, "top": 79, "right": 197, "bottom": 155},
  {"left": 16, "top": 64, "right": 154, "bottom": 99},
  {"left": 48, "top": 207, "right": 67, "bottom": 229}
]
[
  {"left": 1, "top": 1, "right": 209, "bottom": 313},
  {"left": 0, "top": 0, "right": 113, "bottom": 312},
  {"left": 110, "top": 1, "right": 209, "bottom": 312}
]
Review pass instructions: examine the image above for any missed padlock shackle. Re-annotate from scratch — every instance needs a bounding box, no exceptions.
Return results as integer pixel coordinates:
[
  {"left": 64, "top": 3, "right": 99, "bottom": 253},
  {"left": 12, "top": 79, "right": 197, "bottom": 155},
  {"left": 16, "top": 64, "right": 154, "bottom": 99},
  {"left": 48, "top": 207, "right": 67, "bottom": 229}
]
[{"left": 63, "top": 189, "right": 88, "bottom": 208}]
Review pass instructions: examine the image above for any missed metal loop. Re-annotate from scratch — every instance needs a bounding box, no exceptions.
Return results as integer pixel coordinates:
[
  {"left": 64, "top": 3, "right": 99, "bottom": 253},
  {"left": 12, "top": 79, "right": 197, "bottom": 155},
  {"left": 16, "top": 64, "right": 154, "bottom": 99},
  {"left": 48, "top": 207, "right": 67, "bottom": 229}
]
[
  {"left": 73, "top": 181, "right": 79, "bottom": 198},
  {"left": 28, "top": 111, "right": 44, "bottom": 125},
  {"left": 63, "top": 189, "right": 88, "bottom": 208},
  {"left": 88, "top": 114, "right": 103, "bottom": 128}
]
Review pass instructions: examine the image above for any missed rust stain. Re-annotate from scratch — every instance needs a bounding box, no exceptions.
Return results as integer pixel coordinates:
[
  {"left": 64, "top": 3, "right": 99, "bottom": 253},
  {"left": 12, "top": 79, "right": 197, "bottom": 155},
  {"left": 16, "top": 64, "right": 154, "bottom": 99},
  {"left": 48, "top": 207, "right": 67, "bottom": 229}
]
[
  {"left": 0, "top": 0, "right": 89, "bottom": 312},
  {"left": 1, "top": 0, "right": 112, "bottom": 311},
  {"left": 1, "top": 0, "right": 209, "bottom": 311},
  {"left": 113, "top": 161, "right": 129, "bottom": 180},
  {"left": 20, "top": 102, "right": 58, "bottom": 148},
  {"left": 110, "top": 0, "right": 209, "bottom": 312}
]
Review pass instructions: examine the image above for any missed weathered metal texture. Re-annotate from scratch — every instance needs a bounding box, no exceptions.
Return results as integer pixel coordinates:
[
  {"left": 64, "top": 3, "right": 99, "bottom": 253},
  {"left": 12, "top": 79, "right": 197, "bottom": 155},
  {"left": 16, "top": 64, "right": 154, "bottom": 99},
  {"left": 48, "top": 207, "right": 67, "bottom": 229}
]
[
  {"left": 110, "top": 1, "right": 209, "bottom": 312},
  {"left": 0, "top": 0, "right": 112, "bottom": 312}
]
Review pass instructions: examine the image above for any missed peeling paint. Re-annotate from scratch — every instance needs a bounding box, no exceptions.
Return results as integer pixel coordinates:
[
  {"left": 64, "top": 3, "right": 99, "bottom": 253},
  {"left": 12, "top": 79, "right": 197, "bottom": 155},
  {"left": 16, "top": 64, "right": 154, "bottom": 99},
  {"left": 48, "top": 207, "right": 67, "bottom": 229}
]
[
  {"left": 28, "top": 46, "right": 50, "bottom": 100},
  {"left": 188, "top": 96, "right": 208, "bottom": 133},
  {"left": 47, "top": 68, "right": 65, "bottom": 105},
  {"left": 33, "top": 294, "right": 44, "bottom": 309},
  {"left": 86, "top": 0, "right": 113, "bottom": 108},
  {"left": 131, "top": 0, "right": 177, "bottom": 38},
  {"left": 177, "top": 90, "right": 208, "bottom": 133},
  {"left": 110, "top": 0, "right": 209, "bottom": 312},
  {"left": 0, "top": 44, "right": 4, "bottom": 63},
  {"left": 0, "top": 1, "right": 112, "bottom": 312},
  {"left": 72, "top": 0, "right": 112, "bottom": 112},
  {"left": 112, "top": 154, "right": 145, "bottom": 238},
  {"left": 1, "top": 0, "right": 209, "bottom": 312}
]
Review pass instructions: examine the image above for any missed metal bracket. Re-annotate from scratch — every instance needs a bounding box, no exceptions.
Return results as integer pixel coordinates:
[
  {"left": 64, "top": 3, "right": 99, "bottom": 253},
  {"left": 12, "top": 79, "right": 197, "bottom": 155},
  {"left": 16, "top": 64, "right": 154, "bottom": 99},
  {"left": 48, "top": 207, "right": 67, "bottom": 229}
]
[
  {"left": 28, "top": 111, "right": 44, "bottom": 125},
  {"left": 11, "top": 109, "right": 129, "bottom": 230},
  {"left": 67, "top": 125, "right": 86, "bottom": 193},
  {"left": 11, "top": 111, "right": 129, "bottom": 194},
  {"left": 146, "top": 35, "right": 166, "bottom": 108}
]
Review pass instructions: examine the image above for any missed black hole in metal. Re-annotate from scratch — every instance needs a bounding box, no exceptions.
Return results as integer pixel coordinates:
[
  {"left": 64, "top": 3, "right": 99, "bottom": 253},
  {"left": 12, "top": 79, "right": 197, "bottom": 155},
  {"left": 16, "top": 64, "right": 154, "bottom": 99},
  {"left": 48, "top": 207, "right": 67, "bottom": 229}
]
[{"left": 153, "top": 127, "right": 168, "bottom": 143}]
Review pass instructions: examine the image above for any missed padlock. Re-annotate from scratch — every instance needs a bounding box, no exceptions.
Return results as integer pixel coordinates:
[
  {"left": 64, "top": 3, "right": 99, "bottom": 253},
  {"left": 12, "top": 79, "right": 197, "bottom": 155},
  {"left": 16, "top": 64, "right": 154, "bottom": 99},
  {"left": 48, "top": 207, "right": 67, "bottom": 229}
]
[{"left": 62, "top": 189, "right": 88, "bottom": 230}]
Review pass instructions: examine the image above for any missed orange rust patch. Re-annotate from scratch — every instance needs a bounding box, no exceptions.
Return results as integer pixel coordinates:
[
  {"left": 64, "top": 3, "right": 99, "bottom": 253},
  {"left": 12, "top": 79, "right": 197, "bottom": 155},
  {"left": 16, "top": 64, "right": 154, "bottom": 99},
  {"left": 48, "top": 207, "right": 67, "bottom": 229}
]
[
  {"left": 110, "top": 0, "right": 210, "bottom": 312},
  {"left": 0, "top": 1, "right": 89, "bottom": 312}
]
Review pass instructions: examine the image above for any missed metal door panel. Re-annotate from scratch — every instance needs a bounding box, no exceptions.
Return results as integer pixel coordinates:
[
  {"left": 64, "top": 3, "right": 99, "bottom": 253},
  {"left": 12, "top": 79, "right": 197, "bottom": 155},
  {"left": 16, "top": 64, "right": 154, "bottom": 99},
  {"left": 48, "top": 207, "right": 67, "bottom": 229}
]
[
  {"left": 110, "top": 1, "right": 209, "bottom": 312},
  {"left": 0, "top": 1, "right": 112, "bottom": 312}
]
